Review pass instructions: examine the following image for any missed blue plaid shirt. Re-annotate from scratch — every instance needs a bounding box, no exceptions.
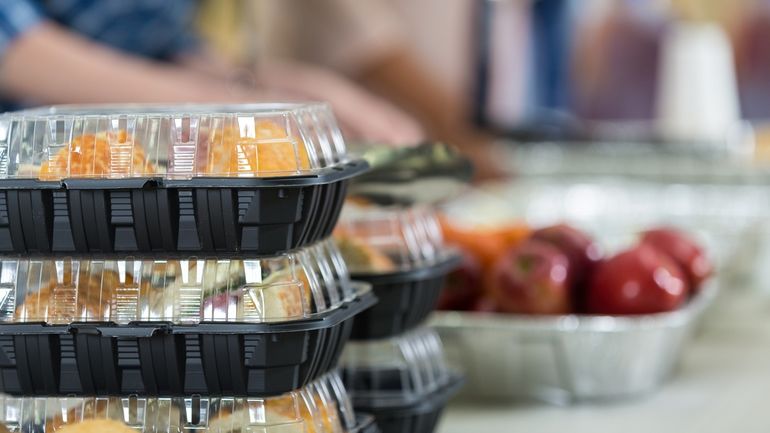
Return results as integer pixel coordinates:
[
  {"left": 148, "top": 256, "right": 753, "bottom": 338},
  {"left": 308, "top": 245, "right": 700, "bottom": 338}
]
[{"left": 0, "top": 0, "right": 200, "bottom": 61}]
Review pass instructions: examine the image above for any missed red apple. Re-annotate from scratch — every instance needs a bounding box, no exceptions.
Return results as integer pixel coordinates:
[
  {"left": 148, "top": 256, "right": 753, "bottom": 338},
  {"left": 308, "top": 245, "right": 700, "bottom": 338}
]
[
  {"left": 587, "top": 244, "right": 689, "bottom": 315},
  {"left": 531, "top": 224, "right": 603, "bottom": 283},
  {"left": 471, "top": 296, "right": 500, "bottom": 313},
  {"left": 438, "top": 250, "right": 483, "bottom": 311},
  {"left": 640, "top": 227, "right": 712, "bottom": 291},
  {"left": 488, "top": 240, "right": 572, "bottom": 314},
  {"left": 531, "top": 224, "right": 603, "bottom": 311}
]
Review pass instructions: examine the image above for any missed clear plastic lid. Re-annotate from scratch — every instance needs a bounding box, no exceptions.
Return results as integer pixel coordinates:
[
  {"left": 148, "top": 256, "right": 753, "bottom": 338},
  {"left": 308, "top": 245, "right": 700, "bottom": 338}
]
[
  {"left": 333, "top": 203, "right": 447, "bottom": 274},
  {"left": 0, "top": 240, "right": 356, "bottom": 325},
  {"left": 0, "top": 371, "right": 360, "bottom": 433},
  {"left": 340, "top": 328, "right": 452, "bottom": 405},
  {"left": 0, "top": 103, "right": 349, "bottom": 180}
]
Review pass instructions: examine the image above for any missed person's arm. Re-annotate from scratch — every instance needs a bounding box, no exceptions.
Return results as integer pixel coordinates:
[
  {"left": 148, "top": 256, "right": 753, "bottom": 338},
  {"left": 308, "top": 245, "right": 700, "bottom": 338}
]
[
  {"left": 0, "top": 22, "right": 274, "bottom": 104},
  {"left": 270, "top": 0, "right": 506, "bottom": 178},
  {"left": 356, "top": 48, "right": 468, "bottom": 143},
  {"left": 356, "top": 48, "right": 507, "bottom": 180},
  {"left": 178, "top": 48, "right": 425, "bottom": 146},
  {"left": 1, "top": 22, "right": 422, "bottom": 146}
]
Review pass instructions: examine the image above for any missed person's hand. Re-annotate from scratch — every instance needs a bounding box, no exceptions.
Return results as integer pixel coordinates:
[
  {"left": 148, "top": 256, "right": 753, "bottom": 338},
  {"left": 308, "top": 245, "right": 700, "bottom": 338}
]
[
  {"left": 255, "top": 61, "right": 424, "bottom": 146},
  {"left": 446, "top": 130, "right": 510, "bottom": 183}
]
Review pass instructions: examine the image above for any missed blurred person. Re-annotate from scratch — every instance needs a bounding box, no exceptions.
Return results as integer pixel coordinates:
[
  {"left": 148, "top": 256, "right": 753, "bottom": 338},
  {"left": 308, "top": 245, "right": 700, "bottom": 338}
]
[
  {"left": 0, "top": 0, "right": 423, "bottom": 145},
  {"left": 243, "top": 0, "right": 569, "bottom": 135},
  {"left": 198, "top": 0, "right": 509, "bottom": 179}
]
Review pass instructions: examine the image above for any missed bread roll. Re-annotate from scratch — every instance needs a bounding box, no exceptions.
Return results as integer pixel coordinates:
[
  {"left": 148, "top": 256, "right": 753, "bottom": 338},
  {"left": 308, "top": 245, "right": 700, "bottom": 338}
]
[
  {"left": 335, "top": 235, "right": 396, "bottom": 273},
  {"left": 53, "top": 419, "right": 135, "bottom": 433}
]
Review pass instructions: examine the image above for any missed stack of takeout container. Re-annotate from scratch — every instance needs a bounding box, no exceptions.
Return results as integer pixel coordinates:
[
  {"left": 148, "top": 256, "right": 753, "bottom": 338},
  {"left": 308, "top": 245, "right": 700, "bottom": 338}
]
[
  {"left": 333, "top": 204, "right": 463, "bottom": 433},
  {"left": 0, "top": 103, "right": 377, "bottom": 432}
]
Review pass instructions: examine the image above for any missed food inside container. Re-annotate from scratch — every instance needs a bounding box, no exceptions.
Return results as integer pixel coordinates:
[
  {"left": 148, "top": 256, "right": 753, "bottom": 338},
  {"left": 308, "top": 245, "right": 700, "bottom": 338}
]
[
  {"left": 0, "top": 241, "right": 374, "bottom": 397},
  {"left": 432, "top": 280, "right": 716, "bottom": 403},
  {"left": 333, "top": 204, "right": 460, "bottom": 339},
  {"left": 1, "top": 103, "right": 350, "bottom": 180},
  {"left": 0, "top": 372, "right": 369, "bottom": 433},
  {"left": 0, "top": 104, "right": 367, "bottom": 257},
  {"left": 433, "top": 188, "right": 718, "bottom": 401},
  {"left": 0, "top": 240, "right": 354, "bottom": 325},
  {"left": 334, "top": 203, "right": 450, "bottom": 274},
  {"left": 340, "top": 328, "right": 463, "bottom": 433}
]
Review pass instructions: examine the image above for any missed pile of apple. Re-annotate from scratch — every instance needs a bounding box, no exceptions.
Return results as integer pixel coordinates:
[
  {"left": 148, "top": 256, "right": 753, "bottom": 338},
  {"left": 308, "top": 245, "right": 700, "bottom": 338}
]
[{"left": 438, "top": 224, "right": 713, "bottom": 315}]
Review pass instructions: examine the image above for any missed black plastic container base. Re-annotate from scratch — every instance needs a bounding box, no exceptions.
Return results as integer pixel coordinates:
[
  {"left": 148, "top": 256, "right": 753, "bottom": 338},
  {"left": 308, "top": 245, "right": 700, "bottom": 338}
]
[
  {"left": 352, "top": 374, "right": 464, "bottom": 433},
  {"left": 0, "top": 290, "right": 376, "bottom": 397},
  {"left": 349, "top": 254, "right": 460, "bottom": 340},
  {"left": 0, "top": 161, "right": 366, "bottom": 257}
]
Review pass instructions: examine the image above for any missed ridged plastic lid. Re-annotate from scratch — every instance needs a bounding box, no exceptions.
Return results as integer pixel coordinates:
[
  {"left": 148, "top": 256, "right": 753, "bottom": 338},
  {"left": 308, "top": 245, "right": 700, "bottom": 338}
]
[
  {"left": 333, "top": 204, "right": 446, "bottom": 274},
  {"left": 340, "top": 328, "right": 452, "bottom": 405},
  {"left": 0, "top": 240, "right": 356, "bottom": 324},
  {"left": 0, "top": 103, "right": 348, "bottom": 180},
  {"left": 0, "top": 372, "right": 360, "bottom": 433}
]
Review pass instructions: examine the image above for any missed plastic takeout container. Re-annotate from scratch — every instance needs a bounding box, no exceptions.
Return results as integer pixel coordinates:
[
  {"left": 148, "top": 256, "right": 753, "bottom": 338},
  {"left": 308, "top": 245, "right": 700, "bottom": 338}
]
[
  {"left": 0, "top": 371, "right": 377, "bottom": 433},
  {"left": 0, "top": 240, "right": 376, "bottom": 397},
  {"left": 340, "top": 328, "right": 462, "bottom": 433},
  {"left": 431, "top": 281, "right": 717, "bottom": 404},
  {"left": 334, "top": 205, "right": 459, "bottom": 339},
  {"left": 0, "top": 103, "right": 367, "bottom": 256}
]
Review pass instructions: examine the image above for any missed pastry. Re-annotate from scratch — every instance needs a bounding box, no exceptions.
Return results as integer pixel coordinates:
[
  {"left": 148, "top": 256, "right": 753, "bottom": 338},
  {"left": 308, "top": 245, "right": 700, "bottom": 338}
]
[
  {"left": 43, "top": 397, "right": 181, "bottom": 433},
  {"left": 207, "top": 394, "right": 338, "bottom": 433},
  {"left": 17, "top": 258, "right": 313, "bottom": 323},
  {"left": 15, "top": 264, "right": 157, "bottom": 324},
  {"left": 39, "top": 130, "right": 156, "bottom": 180},
  {"left": 197, "top": 261, "right": 312, "bottom": 322},
  {"left": 200, "top": 121, "right": 311, "bottom": 176},
  {"left": 44, "top": 399, "right": 127, "bottom": 433},
  {"left": 334, "top": 235, "right": 396, "bottom": 274},
  {"left": 54, "top": 419, "right": 135, "bottom": 433},
  {"left": 37, "top": 120, "right": 311, "bottom": 180}
]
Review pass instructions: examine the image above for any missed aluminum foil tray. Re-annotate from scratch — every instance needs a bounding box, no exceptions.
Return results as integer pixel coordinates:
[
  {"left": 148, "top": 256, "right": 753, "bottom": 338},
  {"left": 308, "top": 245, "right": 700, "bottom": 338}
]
[{"left": 431, "top": 282, "right": 717, "bottom": 403}]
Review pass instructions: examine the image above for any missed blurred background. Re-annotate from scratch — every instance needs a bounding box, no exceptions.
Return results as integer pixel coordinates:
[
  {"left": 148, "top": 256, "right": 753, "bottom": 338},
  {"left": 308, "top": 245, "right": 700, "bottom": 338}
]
[
  {"left": 193, "top": 0, "right": 770, "bottom": 148},
  {"left": 3, "top": 0, "right": 770, "bottom": 432}
]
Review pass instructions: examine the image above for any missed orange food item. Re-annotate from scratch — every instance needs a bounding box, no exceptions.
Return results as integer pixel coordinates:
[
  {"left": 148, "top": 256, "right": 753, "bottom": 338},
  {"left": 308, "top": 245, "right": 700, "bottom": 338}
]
[
  {"left": 16, "top": 266, "right": 152, "bottom": 324},
  {"left": 334, "top": 234, "right": 397, "bottom": 273},
  {"left": 39, "top": 130, "right": 156, "bottom": 180},
  {"left": 439, "top": 215, "right": 530, "bottom": 270},
  {"left": 54, "top": 419, "right": 135, "bottom": 433},
  {"left": 208, "top": 394, "right": 338, "bottom": 433},
  {"left": 38, "top": 120, "right": 310, "bottom": 180},
  {"left": 202, "top": 121, "right": 311, "bottom": 176}
]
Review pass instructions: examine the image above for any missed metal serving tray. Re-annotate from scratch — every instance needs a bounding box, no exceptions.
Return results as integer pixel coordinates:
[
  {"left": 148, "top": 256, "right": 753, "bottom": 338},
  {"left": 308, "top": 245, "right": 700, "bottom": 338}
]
[{"left": 431, "top": 282, "right": 717, "bottom": 404}]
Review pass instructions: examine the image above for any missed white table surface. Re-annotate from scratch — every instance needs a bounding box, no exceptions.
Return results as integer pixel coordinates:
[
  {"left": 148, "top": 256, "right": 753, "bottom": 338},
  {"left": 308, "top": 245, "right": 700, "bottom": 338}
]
[{"left": 437, "top": 288, "right": 770, "bottom": 433}]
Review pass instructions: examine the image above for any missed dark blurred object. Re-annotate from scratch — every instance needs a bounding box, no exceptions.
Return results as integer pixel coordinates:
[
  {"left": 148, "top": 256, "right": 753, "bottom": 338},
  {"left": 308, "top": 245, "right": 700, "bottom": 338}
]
[
  {"left": 348, "top": 142, "right": 473, "bottom": 206},
  {"left": 735, "top": 3, "right": 770, "bottom": 119},
  {"left": 473, "top": 0, "right": 574, "bottom": 135},
  {"left": 438, "top": 250, "right": 483, "bottom": 311},
  {"left": 572, "top": 3, "right": 663, "bottom": 121}
]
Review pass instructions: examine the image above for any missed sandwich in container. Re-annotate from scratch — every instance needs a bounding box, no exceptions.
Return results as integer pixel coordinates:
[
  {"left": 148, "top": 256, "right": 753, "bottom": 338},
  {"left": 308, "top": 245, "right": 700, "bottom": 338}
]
[
  {"left": 334, "top": 204, "right": 459, "bottom": 339},
  {"left": 0, "top": 371, "right": 377, "bottom": 433},
  {"left": 0, "top": 240, "right": 376, "bottom": 396},
  {"left": 0, "top": 103, "right": 367, "bottom": 256}
]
